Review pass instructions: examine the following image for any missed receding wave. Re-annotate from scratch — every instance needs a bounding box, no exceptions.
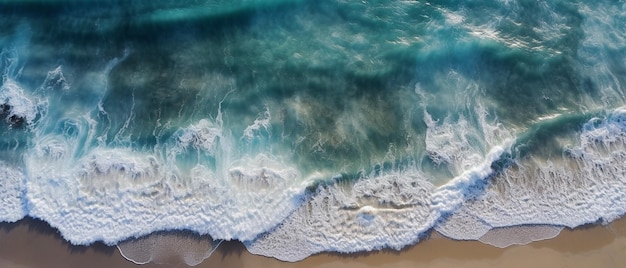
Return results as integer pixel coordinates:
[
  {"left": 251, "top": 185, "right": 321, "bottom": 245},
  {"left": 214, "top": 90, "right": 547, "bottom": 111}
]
[
  {"left": 117, "top": 231, "right": 222, "bottom": 266},
  {"left": 477, "top": 225, "right": 564, "bottom": 248}
]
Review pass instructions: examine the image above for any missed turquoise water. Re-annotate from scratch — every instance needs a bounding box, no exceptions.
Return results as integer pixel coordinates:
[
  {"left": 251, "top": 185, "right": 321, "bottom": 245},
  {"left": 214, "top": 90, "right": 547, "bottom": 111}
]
[{"left": 1, "top": 0, "right": 626, "bottom": 263}]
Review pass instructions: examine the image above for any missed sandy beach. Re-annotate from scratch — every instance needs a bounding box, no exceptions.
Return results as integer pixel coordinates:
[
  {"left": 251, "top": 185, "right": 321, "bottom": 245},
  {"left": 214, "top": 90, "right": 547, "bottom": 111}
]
[{"left": 1, "top": 217, "right": 624, "bottom": 268}]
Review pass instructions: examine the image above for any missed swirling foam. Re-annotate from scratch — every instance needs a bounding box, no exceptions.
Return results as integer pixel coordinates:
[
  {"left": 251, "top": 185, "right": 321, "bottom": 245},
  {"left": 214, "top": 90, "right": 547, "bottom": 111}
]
[{"left": 0, "top": 79, "right": 39, "bottom": 126}]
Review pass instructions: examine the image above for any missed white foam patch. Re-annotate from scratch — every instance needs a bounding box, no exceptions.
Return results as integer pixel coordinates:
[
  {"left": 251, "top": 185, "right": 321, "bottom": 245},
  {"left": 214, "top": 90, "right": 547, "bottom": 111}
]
[
  {"left": 246, "top": 173, "right": 436, "bottom": 262},
  {"left": 430, "top": 145, "right": 507, "bottom": 214},
  {"left": 478, "top": 225, "right": 563, "bottom": 248},
  {"left": 0, "top": 162, "right": 26, "bottom": 222},
  {"left": 436, "top": 107, "right": 626, "bottom": 241},
  {"left": 26, "top": 148, "right": 307, "bottom": 244},
  {"left": 423, "top": 104, "right": 513, "bottom": 176},
  {"left": 24, "top": 118, "right": 309, "bottom": 245},
  {"left": 117, "top": 232, "right": 222, "bottom": 266},
  {"left": 170, "top": 119, "right": 222, "bottom": 158},
  {"left": 0, "top": 79, "right": 39, "bottom": 125},
  {"left": 423, "top": 112, "right": 477, "bottom": 167},
  {"left": 242, "top": 107, "right": 271, "bottom": 142}
]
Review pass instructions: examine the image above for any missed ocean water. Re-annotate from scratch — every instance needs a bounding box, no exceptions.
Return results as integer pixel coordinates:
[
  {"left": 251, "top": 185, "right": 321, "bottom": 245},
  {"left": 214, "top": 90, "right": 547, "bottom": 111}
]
[{"left": 1, "top": 0, "right": 625, "bottom": 264}]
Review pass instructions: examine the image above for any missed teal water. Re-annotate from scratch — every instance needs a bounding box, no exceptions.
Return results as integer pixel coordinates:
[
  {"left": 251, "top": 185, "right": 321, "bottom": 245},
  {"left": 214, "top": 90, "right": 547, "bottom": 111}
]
[{"left": 1, "top": 0, "right": 626, "bottom": 263}]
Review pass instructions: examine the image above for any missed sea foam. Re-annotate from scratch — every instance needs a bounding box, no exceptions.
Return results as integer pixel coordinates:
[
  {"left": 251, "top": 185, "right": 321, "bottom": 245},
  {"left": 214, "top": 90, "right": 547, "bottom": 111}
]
[
  {"left": 25, "top": 144, "right": 308, "bottom": 245},
  {"left": 0, "top": 79, "right": 39, "bottom": 126},
  {"left": 0, "top": 162, "right": 26, "bottom": 222},
  {"left": 436, "top": 108, "right": 626, "bottom": 241}
]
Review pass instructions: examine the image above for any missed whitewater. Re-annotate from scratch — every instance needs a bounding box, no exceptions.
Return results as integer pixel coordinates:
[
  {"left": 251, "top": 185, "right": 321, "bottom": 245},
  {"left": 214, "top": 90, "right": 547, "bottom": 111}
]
[{"left": 1, "top": 0, "right": 626, "bottom": 265}]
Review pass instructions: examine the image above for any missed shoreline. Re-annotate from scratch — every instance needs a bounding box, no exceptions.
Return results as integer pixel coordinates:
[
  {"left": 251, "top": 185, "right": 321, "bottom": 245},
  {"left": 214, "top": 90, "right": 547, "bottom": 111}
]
[{"left": 1, "top": 217, "right": 625, "bottom": 268}]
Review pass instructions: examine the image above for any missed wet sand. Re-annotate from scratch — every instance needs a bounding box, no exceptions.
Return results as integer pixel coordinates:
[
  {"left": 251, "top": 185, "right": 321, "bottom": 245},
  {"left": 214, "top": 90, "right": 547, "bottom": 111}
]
[{"left": 1, "top": 217, "right": 625, "bottom": 268}]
